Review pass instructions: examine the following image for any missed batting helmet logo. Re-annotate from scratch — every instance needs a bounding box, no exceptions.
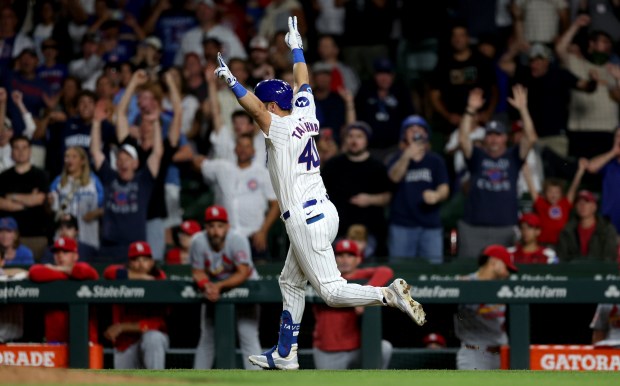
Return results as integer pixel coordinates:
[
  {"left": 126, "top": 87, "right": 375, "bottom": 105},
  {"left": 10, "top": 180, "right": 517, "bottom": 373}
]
[{"left": 255, "top": 79, "right": 293, "bottom": 110}]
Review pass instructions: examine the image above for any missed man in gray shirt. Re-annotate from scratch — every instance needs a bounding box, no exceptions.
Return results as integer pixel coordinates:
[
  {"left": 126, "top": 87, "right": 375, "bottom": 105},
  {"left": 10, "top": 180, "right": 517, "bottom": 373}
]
[
  {"left": 454, "top": 244, "right": 517, "bottom": 369},
  {"left": 191, "top": 205, "right": 261, "bottom": 370}
]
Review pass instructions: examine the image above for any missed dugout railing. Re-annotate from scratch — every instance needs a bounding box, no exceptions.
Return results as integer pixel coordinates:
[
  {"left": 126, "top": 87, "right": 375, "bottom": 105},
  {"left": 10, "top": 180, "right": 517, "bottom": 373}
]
[{"left": 1, "top": 261, "right": 618, "bottom": 369}]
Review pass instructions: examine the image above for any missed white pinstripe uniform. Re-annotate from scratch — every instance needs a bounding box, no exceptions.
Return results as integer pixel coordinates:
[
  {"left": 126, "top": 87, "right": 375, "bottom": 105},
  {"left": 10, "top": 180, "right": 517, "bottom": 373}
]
[{"left": 264, "top": 88, "right": 385, "bottom": 324}]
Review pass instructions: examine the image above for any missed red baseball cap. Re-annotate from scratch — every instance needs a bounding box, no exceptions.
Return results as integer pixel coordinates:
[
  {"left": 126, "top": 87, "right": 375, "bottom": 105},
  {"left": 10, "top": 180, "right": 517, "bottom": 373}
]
[
  {"left": 205, "top": 205, "right": 228, "bottom": 223},
  {"left": 128, "top": 241, "right": 152, "bottom": 259},
  {"left": 483, "top": 244, "right": 518, "bottom": 273},
  {"left": 52, "top": 237, "right": 78, "bottom": 253},
  {"left": 180, "top": 220, "right": 202, "bottom": 236},
  {"left": 423, "top": 333, "right": 447, "bottom": 347},
  {"left": 519, "top": 213, "right": 541, "bottom": 228},
  {"left": 335, "top": 239, "right": 360, "bottom": 257},
  {"left": 576, "top": 190, "right": 597, "bottom": 203}
]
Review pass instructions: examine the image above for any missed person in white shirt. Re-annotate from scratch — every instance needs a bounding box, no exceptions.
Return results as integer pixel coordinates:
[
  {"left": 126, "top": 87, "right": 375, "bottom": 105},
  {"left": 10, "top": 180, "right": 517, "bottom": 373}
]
[
  {"left": 174, "top": 0, "right": 246, "bottom": 66},
  {"left": 195, "top": 133, "right": 279, "bottom": 260}
]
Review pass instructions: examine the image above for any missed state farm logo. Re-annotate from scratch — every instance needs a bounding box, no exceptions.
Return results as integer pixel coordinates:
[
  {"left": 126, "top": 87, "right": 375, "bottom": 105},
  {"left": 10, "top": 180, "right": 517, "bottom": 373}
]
[
  {"left": 221, "top": 288, "right": 249, "bottom": 299},
  {"left": 605, "top": 285, "right": 620, "bottom": 298},
  {"left": 76, "top": 285, "right": 145, "bottom": 298},
  {"left": 0, "top": 285, "right": 40, "bottom": 299},
  {"left": 496, "top": 285, "right": 567, "bottom": 299},
  {"left": 410, "top": 286, "right": 460, "bottom": 299},
  {"left": 181, "top": 286, "right": 200, "bottom": 298}
]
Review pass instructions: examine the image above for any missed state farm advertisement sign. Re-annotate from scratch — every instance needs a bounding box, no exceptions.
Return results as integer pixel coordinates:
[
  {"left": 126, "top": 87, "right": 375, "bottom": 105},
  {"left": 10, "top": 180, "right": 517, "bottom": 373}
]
[{"left": 532, "top": 346, "right": 620, "bottom": 371}]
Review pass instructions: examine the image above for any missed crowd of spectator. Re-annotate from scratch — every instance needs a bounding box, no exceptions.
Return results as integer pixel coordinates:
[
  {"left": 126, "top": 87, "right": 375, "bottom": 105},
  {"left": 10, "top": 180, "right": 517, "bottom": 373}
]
[
  {"left": 1, "top": 0, "right": 620, "bottom": 371},
  {"left": 1, "top": 0, "right": 620, "bottom": 266}
]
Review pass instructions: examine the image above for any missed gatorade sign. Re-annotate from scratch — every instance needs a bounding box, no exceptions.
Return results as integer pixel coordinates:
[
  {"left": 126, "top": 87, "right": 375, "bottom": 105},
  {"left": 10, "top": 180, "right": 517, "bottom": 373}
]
[
  {"left": 0, "top": 344, "right": 103, "bottom": 368},
  {"left": 501, "top": 345, "right": 620, "bottom": 370}
]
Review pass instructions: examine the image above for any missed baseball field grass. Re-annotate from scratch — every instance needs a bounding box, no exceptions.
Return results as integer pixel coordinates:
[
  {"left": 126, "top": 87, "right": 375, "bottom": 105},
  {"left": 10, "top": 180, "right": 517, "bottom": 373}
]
[{"left": 4, "top": 369, "right": 617, "bottom": 386}]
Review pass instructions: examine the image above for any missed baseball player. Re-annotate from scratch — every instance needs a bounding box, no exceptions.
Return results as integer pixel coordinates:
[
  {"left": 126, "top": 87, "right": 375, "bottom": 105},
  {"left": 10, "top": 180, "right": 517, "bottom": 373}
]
[
  {"left": 28, "top": 237, "right": 99, "bottom": 343},
  {"left": 312, "top": 239, "right": 394, "bottom": 369},
  {"left": 454, "top": 244, "right": 517, "bottom": 370},
  {"left": 590, "top": 304, "right": 620, "bottom": 348},
  {"left": 191, "top": 205, "right": 262, "bottom": 370},
  {"left": 214, "top": 16, "right": 426, "bottom": 370},
  {"left": 103, "top": 241, "right": 169, "bottom": 369}
]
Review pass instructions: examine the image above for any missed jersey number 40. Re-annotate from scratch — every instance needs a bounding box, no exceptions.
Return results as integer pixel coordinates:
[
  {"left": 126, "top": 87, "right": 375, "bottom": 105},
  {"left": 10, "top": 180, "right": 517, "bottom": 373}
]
[{"left": 298, "top": 138, "right": 320, "bottom": 171}]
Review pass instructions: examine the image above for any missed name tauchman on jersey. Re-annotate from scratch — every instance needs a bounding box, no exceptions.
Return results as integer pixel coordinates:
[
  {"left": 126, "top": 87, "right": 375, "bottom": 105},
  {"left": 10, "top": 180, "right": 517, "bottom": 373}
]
[{"left": 291, "top": 121, "right": 319, "bottom": 139}]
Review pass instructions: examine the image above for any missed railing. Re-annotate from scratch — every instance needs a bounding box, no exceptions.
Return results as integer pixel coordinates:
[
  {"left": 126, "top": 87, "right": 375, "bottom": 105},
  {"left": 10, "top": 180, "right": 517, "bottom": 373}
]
[{"left": 2, "top": 262, "right": 619, "bottom": 369}]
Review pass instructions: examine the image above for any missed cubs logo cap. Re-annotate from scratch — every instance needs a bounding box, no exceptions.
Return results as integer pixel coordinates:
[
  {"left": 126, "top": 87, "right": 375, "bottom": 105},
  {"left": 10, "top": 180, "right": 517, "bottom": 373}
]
[
  {"left": 204, "top": 205, "right": 228, "bottom": 223},
  {"left": 180, "top": 220, "right": 202, "bottom": 236},
  {"left": 52, "top": 237, "right": 78, "bottom": 253},
  {"left": 482, "top": 244, "right": 518, "bottom": 273},
  {"left": 128, "top": 241, "right": 152, "bottom": 259},
  {"left": 335, "top": 239, "right": 360, "bottom": 257}
]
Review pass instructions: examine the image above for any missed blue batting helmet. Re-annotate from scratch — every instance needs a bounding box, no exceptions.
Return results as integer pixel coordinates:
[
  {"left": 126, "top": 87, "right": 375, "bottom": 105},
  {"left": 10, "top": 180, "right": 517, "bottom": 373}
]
[{"left": 255, "top": 79, "right": 293, "bottom": 110}]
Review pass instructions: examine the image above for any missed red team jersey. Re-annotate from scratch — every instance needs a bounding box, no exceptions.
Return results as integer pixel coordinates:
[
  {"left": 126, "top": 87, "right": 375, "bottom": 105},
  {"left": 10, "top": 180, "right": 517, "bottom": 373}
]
[
  {"left": 29, "top": 263, "right": 99, "bottom": 343},
  {"left": 312, "top": 266, "right": 393, "bottom": 352},
  {"left": 103, "top": 265, "right": 168, "bottom": 351},
  {"left": 533, "top": 196, "right": 572, "bottom": 245}
]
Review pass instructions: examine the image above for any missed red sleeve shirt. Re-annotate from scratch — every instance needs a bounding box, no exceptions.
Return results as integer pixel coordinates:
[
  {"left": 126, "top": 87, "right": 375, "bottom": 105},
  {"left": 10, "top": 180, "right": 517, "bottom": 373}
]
[{"left": 534, "top": 196, "right": 572, "bottom": 245}]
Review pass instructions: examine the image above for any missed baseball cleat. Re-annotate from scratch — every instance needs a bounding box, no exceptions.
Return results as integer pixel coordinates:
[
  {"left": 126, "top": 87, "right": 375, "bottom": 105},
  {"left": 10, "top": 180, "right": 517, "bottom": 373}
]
[
  {"left": 248, "top": 344, "right": 299, "bottom": 370},
  {"left": 383, "top": 278, "right": 426, "bottom": 326}
]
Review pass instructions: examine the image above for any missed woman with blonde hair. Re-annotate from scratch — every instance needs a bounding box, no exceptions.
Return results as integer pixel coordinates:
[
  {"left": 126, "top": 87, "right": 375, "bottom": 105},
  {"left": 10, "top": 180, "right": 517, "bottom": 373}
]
[{"left": 49, "top": 146, "right": 104, "bottom": 255}]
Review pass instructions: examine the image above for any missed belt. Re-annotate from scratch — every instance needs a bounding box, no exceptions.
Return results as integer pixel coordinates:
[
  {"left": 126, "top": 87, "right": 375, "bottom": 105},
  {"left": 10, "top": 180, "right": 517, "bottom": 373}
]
[
  {"left": 282, "top": 195, "right": 329, "bottom": 224},
  {"left": 464, "top": 344, "right": 501, "bottom": 354}
]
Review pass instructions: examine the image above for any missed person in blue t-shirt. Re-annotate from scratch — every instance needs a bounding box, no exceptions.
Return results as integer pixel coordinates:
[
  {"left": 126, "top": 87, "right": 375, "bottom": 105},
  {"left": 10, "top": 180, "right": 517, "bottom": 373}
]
[
  {"left": 36, "top": 39, "right": 67, "bottom": 96},
  {"left": 90, "top": 94, "right": 163, "bottom": 263},
  {"left": 457, "top": 85, "right": 538, "bottom": 258},
  {"left": 387, "top": 116, "right": 449, "bottom": 263},
  {"left": 0, "top": 216, "right": 34, "bottom": 266},
  {"left": 587, "top": 126, "right": 620, "bottom": 235}
]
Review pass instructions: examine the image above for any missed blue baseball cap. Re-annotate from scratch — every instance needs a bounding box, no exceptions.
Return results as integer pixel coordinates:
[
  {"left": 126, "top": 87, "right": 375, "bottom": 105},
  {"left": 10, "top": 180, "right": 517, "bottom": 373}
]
[
  {"left": 400, "top": 115, "right": 431, "bottom": 139},
  {"left": 0, "top": 217, "right": 18, "bottom": 231}
]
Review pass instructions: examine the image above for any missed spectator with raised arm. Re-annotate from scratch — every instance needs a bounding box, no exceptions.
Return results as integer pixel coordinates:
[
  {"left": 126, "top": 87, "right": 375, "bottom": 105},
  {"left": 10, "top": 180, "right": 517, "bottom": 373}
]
[
  {"left": 586, "top": 126, "right": 620, "bottom": 235},
  {"left": 115, "top": 70, "right": 183, "bottom": 260},
  {"left": 457, "top": 85, "right": 537, "bottom": 258},
  {"left": 524, "top": 158, "right": 589, "bottom": 245},
  {"left": 555, "top": 14, "right": 620, "bottom": 158},
  {"left": 91, "top": 98, "right": 162, "bottom": 262},
  {"left": 0, "top": 88, "right": 14, "bottom": 174}
]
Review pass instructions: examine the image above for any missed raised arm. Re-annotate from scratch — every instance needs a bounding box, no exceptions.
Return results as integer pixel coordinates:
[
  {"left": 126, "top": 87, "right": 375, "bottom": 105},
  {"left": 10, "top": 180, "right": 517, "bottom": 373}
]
[
  {"left": 587, "top": 134, "right": 620, "bottom": 173},
  {"left": 338, "top": 87, "right": 356, "bottom": 125},
  {"left": 521, "top": 164, "right": 539, "bottom": 202},
  {"left": 146, "top": 112, "right": 163, "bottom": 178},
  {"left": 163, "top": 70, "right": 182, "bottom": 147},
  {"left": 286, "top": 16, "right": 309, "bottom": 92},
  {"left": 215, "top": 53, "right": 272, "bottom": 134},
  {"left": 567, "top": 158, "right": 589, "bottom": 203},
  {"left": 10, "top": 91, "right": 36, "bottom": 139},
  {"left": 117, "top": 70, "right": 148, "bottom": 142},
  {"left": 459, "top": 88, "right": 485, "bottom": 159},
  {"left": 507, "top": 84, "right": 537, "bottom": 160},
  {"left": 205, "top": 64, "right": 223, "bottom": 133},
  {"left": 556, "top": 14, "right": 590, "bottom": 62},
  {"left": 90, "top": 100, "right": 108, "bottom": 170}
]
